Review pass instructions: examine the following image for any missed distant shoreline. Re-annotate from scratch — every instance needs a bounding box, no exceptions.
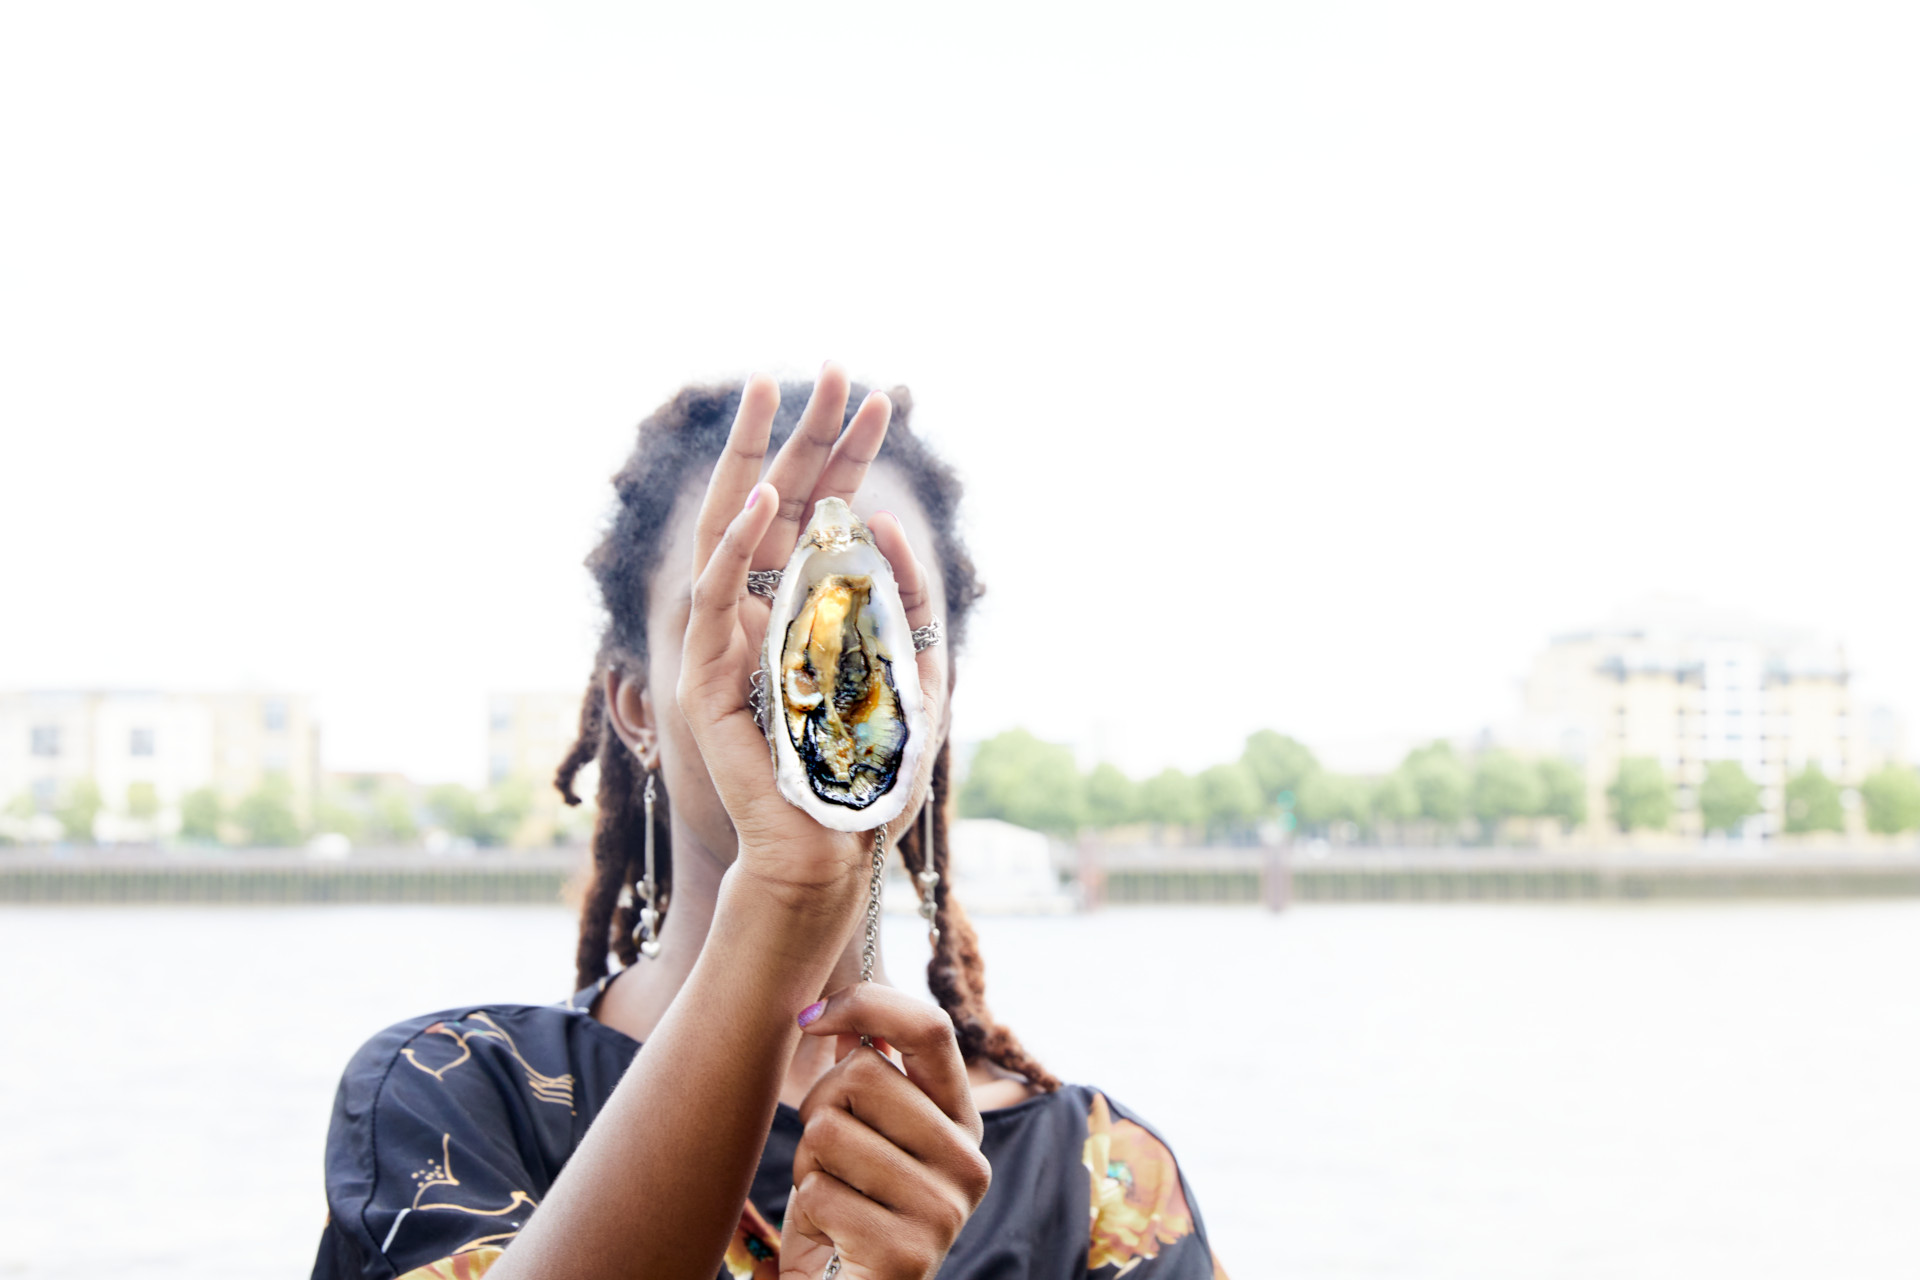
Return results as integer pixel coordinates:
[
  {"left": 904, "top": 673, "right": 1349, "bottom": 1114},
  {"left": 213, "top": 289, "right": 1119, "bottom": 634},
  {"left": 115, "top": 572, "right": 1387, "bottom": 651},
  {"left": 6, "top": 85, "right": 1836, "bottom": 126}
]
[{"left": 4, "top": 845, "right": 1918, "bottom": 905}]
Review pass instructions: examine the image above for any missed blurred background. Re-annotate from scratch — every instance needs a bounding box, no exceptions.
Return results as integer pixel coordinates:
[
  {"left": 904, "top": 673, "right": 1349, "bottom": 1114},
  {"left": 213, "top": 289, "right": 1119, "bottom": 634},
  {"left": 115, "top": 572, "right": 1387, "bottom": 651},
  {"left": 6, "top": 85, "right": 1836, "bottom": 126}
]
[{"left": 3, "top": 2, "right": 1918, "bottom": 1277}]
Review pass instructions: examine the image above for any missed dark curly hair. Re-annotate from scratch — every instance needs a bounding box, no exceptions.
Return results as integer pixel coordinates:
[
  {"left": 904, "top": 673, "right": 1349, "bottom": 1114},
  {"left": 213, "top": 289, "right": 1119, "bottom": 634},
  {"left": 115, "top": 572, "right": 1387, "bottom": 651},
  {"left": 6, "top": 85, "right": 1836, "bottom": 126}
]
[{"left": 556, "top": 378, "right": 1057, "bottom": 1092}]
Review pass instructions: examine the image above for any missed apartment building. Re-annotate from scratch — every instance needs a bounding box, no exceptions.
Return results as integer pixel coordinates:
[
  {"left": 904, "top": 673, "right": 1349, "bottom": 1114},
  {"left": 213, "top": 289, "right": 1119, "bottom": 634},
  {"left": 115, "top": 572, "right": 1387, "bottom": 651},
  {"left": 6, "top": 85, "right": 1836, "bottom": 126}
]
[
  {"left": 1520, "top": 603, "right": 1895, "bottom": 838},
  {"left": 0, "top": 690, "right": 319, "bottom": 840},
  {"left": 487, "top": 689, "right": 591, "bottom": 844}
]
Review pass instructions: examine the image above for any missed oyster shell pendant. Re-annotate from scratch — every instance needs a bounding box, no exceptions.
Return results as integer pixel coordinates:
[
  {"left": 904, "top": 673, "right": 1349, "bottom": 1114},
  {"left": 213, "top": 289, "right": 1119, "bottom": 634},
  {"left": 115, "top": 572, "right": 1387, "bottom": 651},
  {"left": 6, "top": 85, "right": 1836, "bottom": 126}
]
[{"left": 760, "top": 497, "right": 928, "bottom": 832}]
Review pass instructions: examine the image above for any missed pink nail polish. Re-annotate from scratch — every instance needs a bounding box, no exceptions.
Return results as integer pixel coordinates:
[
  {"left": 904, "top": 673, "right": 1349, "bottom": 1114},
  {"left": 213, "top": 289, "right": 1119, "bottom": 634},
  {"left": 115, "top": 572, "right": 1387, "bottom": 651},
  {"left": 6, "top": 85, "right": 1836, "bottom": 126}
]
[
  {"left": 745, "top": 486, "right": 761, "bottom": 511},
  {"left": 797, "top": 1000, "right": 826, "bottom": 1028}
]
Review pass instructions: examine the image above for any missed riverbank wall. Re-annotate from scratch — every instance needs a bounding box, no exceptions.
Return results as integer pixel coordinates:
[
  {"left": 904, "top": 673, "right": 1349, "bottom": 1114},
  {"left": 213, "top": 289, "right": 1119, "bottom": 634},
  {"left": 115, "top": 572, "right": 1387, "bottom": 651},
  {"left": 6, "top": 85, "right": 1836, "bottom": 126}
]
[{"left": 5, "top": 847, "right": 1919, "bottom": 906}]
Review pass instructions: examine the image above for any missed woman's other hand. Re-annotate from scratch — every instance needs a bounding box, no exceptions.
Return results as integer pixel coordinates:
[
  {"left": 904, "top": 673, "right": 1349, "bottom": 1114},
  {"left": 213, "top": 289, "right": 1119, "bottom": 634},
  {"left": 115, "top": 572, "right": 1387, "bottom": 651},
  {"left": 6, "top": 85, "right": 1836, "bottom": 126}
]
[
  {"left": 677, "top": 368, "right": 892, "bottom": 894},
  {"left": 784, "top": 986, "right": 992, "bottom": 1280}
]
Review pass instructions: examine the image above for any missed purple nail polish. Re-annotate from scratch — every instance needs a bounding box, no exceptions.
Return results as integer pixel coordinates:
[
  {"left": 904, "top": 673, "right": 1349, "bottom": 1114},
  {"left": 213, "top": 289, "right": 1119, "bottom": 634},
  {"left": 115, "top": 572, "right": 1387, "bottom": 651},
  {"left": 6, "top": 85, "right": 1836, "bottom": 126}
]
[
  {"left": 745, "top": 486, "right": 761, "bottom": 512},
  {"left": 797, "top": 1000, "right": 826, "bottom": 1028}
]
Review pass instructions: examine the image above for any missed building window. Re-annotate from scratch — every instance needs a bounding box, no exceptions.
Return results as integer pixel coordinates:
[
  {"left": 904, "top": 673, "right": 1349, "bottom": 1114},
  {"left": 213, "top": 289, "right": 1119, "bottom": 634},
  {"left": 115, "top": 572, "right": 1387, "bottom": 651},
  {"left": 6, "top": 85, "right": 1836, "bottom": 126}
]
[
  {"left": 130, "top": 728, "right": 156, "bottom": 757},
  {"left": 490, "top": 709, "right": 514, "bottom": 732},
  {"left": 30, "top": 725, "right": 60, "bottom": 757},
  {"left": 264, "top": 699, "right": 288, "bottom": 733},
  {"left": 31, "top": 778, "right": 58, "bottom": 812}
]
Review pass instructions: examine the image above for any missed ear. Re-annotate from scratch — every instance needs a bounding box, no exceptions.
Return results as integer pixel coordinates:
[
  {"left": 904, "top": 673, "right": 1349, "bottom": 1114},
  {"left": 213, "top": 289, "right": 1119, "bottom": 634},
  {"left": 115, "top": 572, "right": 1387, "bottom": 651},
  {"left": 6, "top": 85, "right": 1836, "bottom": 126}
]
[{"left": 604, "top": 668, "right": 661, "bottom": 772}]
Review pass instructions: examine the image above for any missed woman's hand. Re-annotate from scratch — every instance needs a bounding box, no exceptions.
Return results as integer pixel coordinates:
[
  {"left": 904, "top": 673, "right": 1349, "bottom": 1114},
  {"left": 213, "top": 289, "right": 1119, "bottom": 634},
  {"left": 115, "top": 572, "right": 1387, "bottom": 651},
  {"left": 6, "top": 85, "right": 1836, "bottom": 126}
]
[
  {"left": 783, "top": 986, "right": 992, "bottom": 1280},
  {"left": 677, "top": 369, "right": 895, "bottom": 896}
]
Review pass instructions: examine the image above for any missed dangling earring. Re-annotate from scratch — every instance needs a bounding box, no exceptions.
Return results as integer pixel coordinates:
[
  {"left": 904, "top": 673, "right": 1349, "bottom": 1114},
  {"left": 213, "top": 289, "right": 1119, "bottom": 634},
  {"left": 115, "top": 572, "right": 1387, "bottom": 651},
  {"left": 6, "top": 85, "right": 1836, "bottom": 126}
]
[
  {"left": 915, "top": 786, "right": 941, "bottom": 946},
  {"left": 632, "top": 769, "right": 662, "bottom": 959}
]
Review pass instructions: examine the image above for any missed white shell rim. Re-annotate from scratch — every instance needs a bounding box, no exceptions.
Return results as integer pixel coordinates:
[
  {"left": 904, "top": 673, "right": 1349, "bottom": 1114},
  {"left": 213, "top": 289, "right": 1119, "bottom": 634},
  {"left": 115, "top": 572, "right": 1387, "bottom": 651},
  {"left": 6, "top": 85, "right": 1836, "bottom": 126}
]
[{"left": 760, "top": 498, "right": 929, "bottom": 833}]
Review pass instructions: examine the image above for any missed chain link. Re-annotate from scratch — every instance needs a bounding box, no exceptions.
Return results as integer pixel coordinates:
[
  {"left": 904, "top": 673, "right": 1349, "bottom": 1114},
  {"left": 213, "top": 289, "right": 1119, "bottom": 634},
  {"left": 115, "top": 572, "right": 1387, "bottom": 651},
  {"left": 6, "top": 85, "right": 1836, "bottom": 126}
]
[{"left": 822, "top": 822, "right": 889, "bottom": 1279}]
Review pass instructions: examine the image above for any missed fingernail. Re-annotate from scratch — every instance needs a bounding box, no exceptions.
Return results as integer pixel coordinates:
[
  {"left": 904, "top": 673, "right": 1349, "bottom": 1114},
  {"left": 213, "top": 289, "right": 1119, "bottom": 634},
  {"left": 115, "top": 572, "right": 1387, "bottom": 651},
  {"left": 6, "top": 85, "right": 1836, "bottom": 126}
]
[
  {"left": 874, "top": 510, "right": 895, "bottom": 523},
  {"left": 745, "top": 485, "right": 761, "bottom": 512},
  {"left": 797, "top": 999, "right": 826, "bottom": 1028}
]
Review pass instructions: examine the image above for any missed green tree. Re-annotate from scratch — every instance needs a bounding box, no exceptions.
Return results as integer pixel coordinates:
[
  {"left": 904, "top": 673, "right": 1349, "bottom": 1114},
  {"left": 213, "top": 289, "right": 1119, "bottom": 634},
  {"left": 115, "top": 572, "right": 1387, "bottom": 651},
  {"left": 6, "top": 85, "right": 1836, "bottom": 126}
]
[
  {"left": 180, "top": 787, "right": 223, "bottom": 843},
  {"left": 957, "top": 729, "right": 1086, "bottom": 835},
  {"left": 484, "top": 776, "right": 536, "bottom": 847},
  {"left": 427, "top": 783, "right": 483, "bottom": 842},
  {"left": 1297, "top": 771, "right": 1369, "bottom": 832},
  {"left": 125, "top": 781, "right": 161, "bottom": 821},
  {"left": 1783, "top": 765, "right": 1844, "bottom": 834},
  {"left": 1470, "top": 751, "right": 1542, "bottom": 839},
  {"left": 57, "top": 778, "right": 103, "bottom": 842},
  {"left": 1698, "top": 760, "right": 1762, "bottom": 834},
  {"left": 1860, "top": 766, "right": 1920, "bottom": 835},
  {"left": 1137, "top": 767, "right": 1205, "bottom": 830},
  {"left": 1402, "top": 742, "right": 1469, "bottom": 826},
  {"left": 1084, "top": 763, "right": 1138, "bottom": 829},
  {"left": 1198, "top": 762, "right": 1264, "bottom": 839},
  {"left": 1240, "top": 731, "right": 1319, "bottom": 801},
  {"left": 235, "top": 775, "right": 302, "bottom": 847},
  {"left": 1608, "top": 757, "right": 1673, "bottom": 832},
  {"left": 373, "top": 788, "right": 420, "bottom": 843},
  {"left": 1369, "top": 771, "right": 1419, "bottom": 826},
  {"left": 1536, "top": 758, "right": 1588, "bottom": 831},
  {"left": 310, "top": 799, "right": 365, "bottom": 843}
]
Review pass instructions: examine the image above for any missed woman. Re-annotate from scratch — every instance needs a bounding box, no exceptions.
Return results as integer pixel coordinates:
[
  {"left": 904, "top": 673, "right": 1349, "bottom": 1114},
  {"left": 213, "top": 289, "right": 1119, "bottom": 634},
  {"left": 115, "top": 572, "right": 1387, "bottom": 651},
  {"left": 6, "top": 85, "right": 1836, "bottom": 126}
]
[{"left": 313, "top": 369, "right": 1225, "bottom": 1280}]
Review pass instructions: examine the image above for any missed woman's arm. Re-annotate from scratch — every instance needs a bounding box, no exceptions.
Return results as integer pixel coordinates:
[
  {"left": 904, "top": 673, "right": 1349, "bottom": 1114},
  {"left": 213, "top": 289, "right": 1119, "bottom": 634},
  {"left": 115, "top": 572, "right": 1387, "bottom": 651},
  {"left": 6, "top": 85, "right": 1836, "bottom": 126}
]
[
  {"left": 491, "top": 861, "right": 865, "bottom": 1280},
  {"left": 489, "top": 375, "right": 931, "bottom": 1280}
]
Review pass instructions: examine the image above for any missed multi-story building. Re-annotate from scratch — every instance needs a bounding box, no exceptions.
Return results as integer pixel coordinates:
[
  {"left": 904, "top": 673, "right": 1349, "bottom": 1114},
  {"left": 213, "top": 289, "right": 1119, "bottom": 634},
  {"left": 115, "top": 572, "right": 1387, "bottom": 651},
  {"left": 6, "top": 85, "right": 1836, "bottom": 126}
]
[
  {"left": 0, "top": 690, "right": 319, "bottom": 841},
  {"left": 487, "top": 690, "right": 592, "bottom": 845},
  {"left": 1520, "top": 602, "right": 1896, "bottom": 839}
]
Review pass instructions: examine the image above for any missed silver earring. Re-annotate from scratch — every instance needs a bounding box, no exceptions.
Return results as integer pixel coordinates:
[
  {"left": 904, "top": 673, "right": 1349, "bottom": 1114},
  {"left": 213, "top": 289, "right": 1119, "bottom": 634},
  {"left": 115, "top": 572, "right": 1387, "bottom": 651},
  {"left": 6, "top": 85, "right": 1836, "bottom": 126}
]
[
  {"left": 916, "top": 788, "right": 940, "bottom": 946},
  {"left": 632, "top": 770, "right": 662, "bottom": 959}
]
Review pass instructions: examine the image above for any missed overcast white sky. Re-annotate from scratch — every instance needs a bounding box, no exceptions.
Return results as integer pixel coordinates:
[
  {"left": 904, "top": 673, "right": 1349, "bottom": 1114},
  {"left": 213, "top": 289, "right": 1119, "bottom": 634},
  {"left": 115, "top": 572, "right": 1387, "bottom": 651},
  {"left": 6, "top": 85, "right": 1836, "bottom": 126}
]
[{"left": 3, "top": 1, "right": 1915, "bottom": 784}]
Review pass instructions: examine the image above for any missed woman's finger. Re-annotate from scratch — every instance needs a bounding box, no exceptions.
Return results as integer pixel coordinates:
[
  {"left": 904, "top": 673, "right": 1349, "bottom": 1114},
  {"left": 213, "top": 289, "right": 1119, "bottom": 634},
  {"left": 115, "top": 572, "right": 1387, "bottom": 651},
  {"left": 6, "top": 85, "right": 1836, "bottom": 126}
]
[
  {"left": 791, "top": 1100, "right": 954, "bottom": 1215},
  {"left": 796, "top": 1044, "right": 965, "bottom": 1166},
  {"left": 753, "top": 366, "right": 852, "bottom": 569},
  {"left": 797, "top": 986, "right": 980, "bottom": 1136},
  {"left": 869, "top": 510, "right": 947, "bottom": 699},
  {"left": 801, "top": 389, "right": 891, "bottom": 516},
  {"left": 682, "top": 481, "right": 779, "bottom": 703},
  {"left": 693, "top": 376, "right": 780, "bottom": 574},
  {"left": 784, "top": 1170, "right": 925, "bottom": 1278}
]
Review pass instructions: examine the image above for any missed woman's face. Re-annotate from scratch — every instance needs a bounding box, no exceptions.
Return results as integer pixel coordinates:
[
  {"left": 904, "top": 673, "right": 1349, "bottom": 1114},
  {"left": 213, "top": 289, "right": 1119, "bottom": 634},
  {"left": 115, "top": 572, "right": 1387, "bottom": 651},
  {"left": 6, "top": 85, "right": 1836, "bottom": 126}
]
[{"left": 628, "top": 461, "right": 953, "bottom": 864}]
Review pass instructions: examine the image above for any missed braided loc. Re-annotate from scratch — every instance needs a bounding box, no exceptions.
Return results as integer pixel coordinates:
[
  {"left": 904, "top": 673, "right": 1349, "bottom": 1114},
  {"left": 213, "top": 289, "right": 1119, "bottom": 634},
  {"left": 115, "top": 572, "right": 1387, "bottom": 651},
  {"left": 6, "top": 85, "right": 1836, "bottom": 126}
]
[
  {"left": 555, "top": 377, "right": 1056, "bottom": 1091},
  {"left": 898, "top": 739, "right": 1060, "bottom": 1092}
]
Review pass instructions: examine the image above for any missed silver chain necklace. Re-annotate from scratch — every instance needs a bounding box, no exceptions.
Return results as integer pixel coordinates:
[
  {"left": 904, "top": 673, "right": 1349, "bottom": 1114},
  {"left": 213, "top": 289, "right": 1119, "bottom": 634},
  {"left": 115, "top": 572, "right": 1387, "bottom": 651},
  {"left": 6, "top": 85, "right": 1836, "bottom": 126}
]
[{"left": 819, "top": 822, "right": 888, "bottom": 1280}]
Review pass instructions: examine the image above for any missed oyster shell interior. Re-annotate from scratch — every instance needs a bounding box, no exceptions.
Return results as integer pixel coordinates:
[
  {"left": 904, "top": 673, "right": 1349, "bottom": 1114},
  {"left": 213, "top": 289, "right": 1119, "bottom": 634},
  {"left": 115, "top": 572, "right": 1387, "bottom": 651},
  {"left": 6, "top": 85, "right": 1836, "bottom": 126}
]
[{"left": 778, "top": 573, "right": 908, "bottom": 810}]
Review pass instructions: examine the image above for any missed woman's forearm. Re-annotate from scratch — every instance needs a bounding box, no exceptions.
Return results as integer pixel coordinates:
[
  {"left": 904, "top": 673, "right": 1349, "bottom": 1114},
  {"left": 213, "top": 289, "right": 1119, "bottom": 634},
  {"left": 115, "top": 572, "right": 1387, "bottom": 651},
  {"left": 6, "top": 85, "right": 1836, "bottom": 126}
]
[{"left": 490, "top": 861, "right": 862, "bottom": 1280}]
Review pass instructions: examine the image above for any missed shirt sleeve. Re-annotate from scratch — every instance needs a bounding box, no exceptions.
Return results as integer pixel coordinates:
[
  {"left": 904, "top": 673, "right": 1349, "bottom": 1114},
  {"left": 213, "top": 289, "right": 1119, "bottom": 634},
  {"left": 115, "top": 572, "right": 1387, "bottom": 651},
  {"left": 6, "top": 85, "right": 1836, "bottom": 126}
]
[
  {"left": 1082, "top": 1092, "right": 1228, "bottom": 1280},
  {"left": 312, "top": 1010, "right": 577, "bottom": 1280}
]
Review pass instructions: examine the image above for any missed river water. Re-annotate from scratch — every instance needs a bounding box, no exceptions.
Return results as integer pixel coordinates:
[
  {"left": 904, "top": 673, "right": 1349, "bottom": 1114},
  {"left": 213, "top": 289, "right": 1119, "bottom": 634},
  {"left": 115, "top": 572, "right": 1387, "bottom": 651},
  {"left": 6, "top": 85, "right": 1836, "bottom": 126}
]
[{"left": 2, "top": 902, "right": 1916, "bottom": 1279}]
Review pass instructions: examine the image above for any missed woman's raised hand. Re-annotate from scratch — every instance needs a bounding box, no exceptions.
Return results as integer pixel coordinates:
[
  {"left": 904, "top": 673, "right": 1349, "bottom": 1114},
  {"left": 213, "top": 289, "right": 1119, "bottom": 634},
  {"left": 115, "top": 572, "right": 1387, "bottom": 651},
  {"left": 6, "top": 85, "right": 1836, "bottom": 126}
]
[
  {"left": 678, "top": 368, "right": 894, "bottom": 890},
  {"left": 783, "top": 986, "right": 992, "bottom": 1279}
]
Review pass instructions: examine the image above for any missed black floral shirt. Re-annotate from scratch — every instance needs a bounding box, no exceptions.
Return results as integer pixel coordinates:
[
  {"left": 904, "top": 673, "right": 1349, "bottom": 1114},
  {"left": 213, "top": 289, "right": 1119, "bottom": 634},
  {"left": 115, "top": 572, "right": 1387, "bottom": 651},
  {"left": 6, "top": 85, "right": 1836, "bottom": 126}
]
[{"left": 312, "top": 989, "right": 1225, "bottom": 1280}]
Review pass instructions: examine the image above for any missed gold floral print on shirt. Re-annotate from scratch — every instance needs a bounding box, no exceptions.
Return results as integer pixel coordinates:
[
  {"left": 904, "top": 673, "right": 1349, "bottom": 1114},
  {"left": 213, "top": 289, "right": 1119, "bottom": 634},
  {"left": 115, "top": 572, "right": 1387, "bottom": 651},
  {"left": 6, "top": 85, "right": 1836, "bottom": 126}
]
[
  {"left": 401, "top": 1012, "right": 576, "bottom": 1112},
  {"left": 396, "top": 1245, "right": 503, "bottom": 1280},
  {"left": 723, "top": 1200, "right": 781, "bottom": 1280},
  {"left": 1084, "top": 1092, "right": 1196, "bottom": 1274},
  {"left": 392, "top": 1201, "right": 776, "bottom": 1280}
]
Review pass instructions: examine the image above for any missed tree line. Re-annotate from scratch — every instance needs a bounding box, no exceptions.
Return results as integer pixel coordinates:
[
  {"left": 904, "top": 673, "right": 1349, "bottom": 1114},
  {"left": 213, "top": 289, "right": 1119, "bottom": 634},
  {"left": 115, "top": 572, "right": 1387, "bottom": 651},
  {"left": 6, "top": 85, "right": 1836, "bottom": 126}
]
[
  {"left": 958, "top": 728, "right": 1920, "bottom": 841},
  {"left": 958, "top": 729, "right": 1588, "bottom": 842},
  {"left": 1, "top": 773, "right": 548, "bottom": 848},
  {"left": 1609, "top": 755, "right": 1920, "bottom": 835}
]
